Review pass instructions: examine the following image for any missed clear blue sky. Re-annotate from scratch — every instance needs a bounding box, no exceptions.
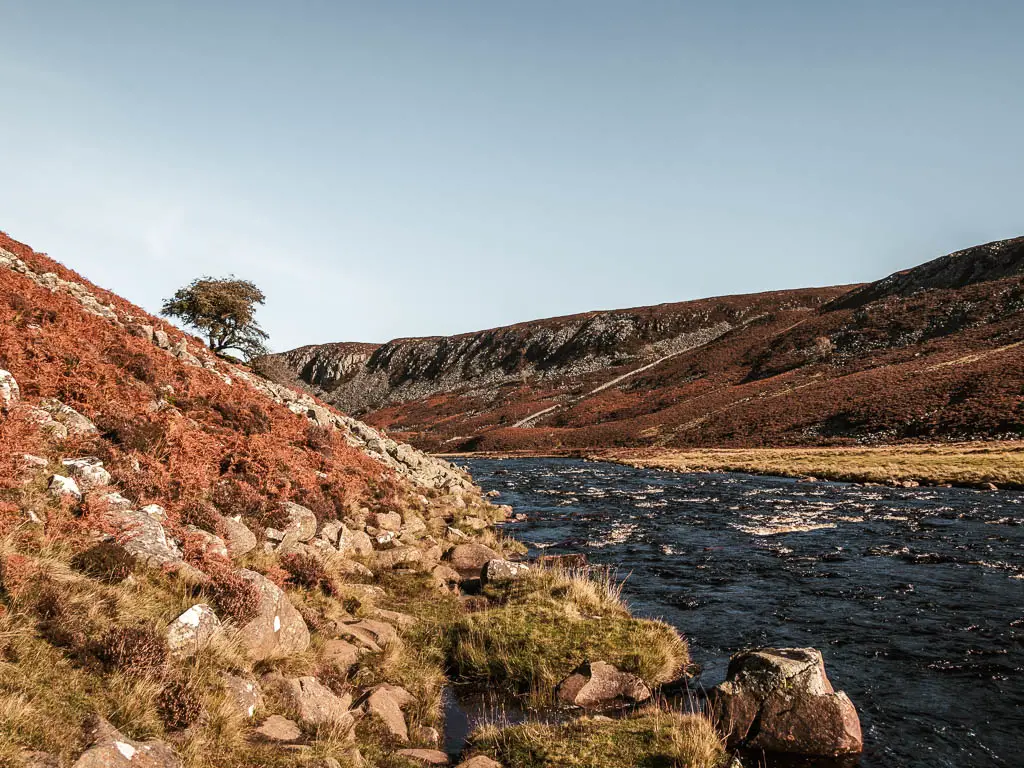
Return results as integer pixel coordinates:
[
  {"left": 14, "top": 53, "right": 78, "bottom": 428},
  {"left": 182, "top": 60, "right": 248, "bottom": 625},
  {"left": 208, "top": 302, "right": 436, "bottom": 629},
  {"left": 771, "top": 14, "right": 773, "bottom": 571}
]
[{"left": 2, "top": 1, "right": 1021, "bottom": 350}]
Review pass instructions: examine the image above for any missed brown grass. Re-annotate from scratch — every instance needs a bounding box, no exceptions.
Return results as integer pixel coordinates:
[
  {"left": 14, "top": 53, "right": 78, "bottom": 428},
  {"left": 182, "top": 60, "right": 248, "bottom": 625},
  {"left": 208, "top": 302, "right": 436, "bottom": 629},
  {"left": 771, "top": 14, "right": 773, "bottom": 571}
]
[{"left": 596, "top": 441, "right": 1024, "bottom": 487}]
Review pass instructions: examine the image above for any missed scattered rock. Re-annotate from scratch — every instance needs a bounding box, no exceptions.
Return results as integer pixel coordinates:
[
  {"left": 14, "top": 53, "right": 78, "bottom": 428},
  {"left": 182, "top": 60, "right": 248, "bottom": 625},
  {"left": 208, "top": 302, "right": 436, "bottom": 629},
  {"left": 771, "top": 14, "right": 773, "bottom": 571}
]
[
  {"left": 376, "top": 546, "right": 423, "bottom": 570},
  {"left": 221, "top": 673, "right": 264, "bottom": 720},
  {"left": 280, "top": 501, "right": 318, "bottom": 542},
  {"left": 41, "top": 398, "right": 98, "bottom": 437},
  {"left": 321, "top": 638, "right": 362, "bottom": 674},
  {"left": 371, "top": 609, "right": 417, "bottom": 630},
  {"left": 102, "top": 506, "right": 183, "bottom": 568},
  {"left": 184, "top": 525, "right": 229, "bottom": 559},
  {"left": 25, "top": 407, "right": 68, "bottom": 440},
  {"left": 254, "top": 714, "right": 302, "bottom": 743},
  {"left": 268, "top": 675, "right": 353, "bottom": 727},
  {"left": 556, "top": 661, "right": 651, "bottom": 708},
  {"left": 458, "top": 516, "right": 488, "bottom": 532},
  {"left": 372, "top": 511, "right": 403, "bottom": 531},
  {"left": 153, "top": 329, "right": 170, "bottom": 349},
  {"left": 709, "top": 647, "right": 862, "bottom": 757},
  {"left": 362, "top": 684, "right": 413, "bottom": 742},
  {"left": 485, "top": 490, "right": 500, "bottom": 498},
  {"left": 166, "top": 604, "right": 223, "bottom": 656},
  {"left": 0, "top": 370, "right": 20, "bottom": 410},
  {"left": 445, "top": 543, "right": 501, "bottom": 577},
  {"left": 341, "top": 529, "right": 374, "bottom": 557},
  {"left": 319, "top": 519, "right": 346, "bottom": 547},
  {"left": 395, "top": 749, "right": 448, "bottom": 765},
  {"left": 48, "top": 474, "right": 82, "bottom": 501},
  {"left": 73, "top": 718, "right": 181, "bottom": 768},
  {"left": 411, "top": 725, "right": 441, "bottom": 747},
  {"left": 344, "top": 619, "right": 401, "bottom": 647},
  {"left": 480, "top": 559, "right": 529, "bottom": 586},
  {"left": 61, "top": 457, "right": 111, "bottom": 490},
  {"left": 220, "top": 515, "right": 257, "bottom": 557},
  {"left": 235, "top": 569, "right": 310, "bottom": 661}
]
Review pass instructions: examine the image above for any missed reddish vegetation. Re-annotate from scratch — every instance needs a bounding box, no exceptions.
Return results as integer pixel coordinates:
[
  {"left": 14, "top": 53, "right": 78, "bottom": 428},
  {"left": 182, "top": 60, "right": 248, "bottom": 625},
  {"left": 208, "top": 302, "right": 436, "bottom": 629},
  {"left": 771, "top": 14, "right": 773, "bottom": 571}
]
[
  {"left": 0, "top": 231, "right": 398, "bottom": 542},
  {"left": 291, "top": 238, "right": 1024, "bottom": 453}
]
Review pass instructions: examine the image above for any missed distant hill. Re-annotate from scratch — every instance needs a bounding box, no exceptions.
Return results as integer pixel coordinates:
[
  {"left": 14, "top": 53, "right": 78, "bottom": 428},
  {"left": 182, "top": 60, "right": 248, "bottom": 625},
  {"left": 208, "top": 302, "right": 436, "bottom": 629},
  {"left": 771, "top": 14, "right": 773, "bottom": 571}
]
[{"left": 273, "top": 237, "right": 1024, "bottom": 452}]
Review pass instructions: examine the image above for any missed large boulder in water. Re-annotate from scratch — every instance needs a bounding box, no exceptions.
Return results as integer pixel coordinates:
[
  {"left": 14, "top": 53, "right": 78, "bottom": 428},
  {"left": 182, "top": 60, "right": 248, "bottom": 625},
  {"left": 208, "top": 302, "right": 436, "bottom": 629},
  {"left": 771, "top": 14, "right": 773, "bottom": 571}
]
[{"left": 709, "top": 647, "right": 862, "bottom": 758}]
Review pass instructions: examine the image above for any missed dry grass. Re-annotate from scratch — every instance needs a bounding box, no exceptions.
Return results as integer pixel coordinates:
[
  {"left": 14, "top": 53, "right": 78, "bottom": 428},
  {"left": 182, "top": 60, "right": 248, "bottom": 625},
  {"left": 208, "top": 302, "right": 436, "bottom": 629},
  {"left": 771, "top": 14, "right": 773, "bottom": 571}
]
[
  {"left": 598, "top": 441, "right": 1024, "bottom": 487},
  {"left": 449, "top": 567, "right": 687, "bottom": 702},
  {"left": 470, "top": 707, "right": 725, "bottom": 768}
]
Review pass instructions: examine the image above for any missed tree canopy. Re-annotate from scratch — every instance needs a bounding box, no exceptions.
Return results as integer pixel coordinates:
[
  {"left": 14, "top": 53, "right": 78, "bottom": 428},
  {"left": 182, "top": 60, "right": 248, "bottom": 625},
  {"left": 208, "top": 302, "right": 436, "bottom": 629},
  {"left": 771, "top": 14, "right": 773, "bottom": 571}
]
[{"left": 161, "top": 276, "right": 269, "bottom": 360}]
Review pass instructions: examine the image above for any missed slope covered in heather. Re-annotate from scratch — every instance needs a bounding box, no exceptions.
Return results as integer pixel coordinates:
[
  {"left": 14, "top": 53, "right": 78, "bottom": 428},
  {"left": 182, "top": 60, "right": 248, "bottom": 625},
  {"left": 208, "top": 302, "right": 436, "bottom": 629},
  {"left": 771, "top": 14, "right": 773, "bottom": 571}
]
[{"left": 275, "top": 237, "right": 1024, "bottom": 453}]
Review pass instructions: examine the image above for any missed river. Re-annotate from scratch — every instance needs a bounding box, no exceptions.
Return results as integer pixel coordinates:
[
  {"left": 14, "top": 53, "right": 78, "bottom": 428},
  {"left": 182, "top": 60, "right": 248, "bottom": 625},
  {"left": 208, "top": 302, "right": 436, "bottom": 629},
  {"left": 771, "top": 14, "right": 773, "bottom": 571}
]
[{"left": 462, "top": 458, "right": 1024, "bottom": 768}]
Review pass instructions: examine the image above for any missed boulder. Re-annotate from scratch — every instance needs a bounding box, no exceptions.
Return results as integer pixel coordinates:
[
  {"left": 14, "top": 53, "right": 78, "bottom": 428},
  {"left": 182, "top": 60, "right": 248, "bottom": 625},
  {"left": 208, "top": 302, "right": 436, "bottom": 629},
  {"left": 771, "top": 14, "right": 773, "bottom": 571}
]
[
  {"left": 0, "top": 370, "right": 20, "bottom": 410},
  {"left": 221, "top": 673, "right": 263, "bottom": 720},
  {"left": 344, "top": 619, "right": 401, "bottom": 647},
  {"left": 102, "top": 507, "right": 182, "bottom": 568},
  {"left": 342, "top": 529, "right": 374, "bottom": 557},
  {"left": 153, "top": 329, "right": 171, "bottom": 349},
  {"left": 362, "top": 684, "right": 413, "bottom": 742},
  {"left": 445, "top": 543, "right": 501, "bottom": 577},
  {"left": 480, "top": 559, "right": 529, "bottom": 586},
  {"left": 458, "top": 516, "right": 488, "bottom": 532},
  {"left": 395, "top": 749, "right": 448, "bottom": 765},
  {"left": 556, "top": 661, "right": 651, "bottom": 708},
  {"left": 40, "top": 398, "right": 98, "bottom": 437},
  {"left": 25, "top": 407, "right": 69, "bottom": 440},
  {"left": 371, "top": 609, "right": 417, "bottom": 630},
  {"left": 235, "top": 569, "right": 310, "bottom": 660},
  {"left": 279, "top": 501, "right": 318, "bottom": 542},
  {"left": 254, "top": 714, "right": 301, "bottom": 743},
  {"left": 167, "top": 604, "right": 223, "bottom": 656},
  {"left": 372, "top": 511, "right": 403, "bottom": 531},
  {"left": 321, "top": 638, "right": 362, "bottom": 674},
  {"left": 61, "top": 457, "right": 111, "bottom": 490},
  {"left": 184, "top": 525, "right": 229, "bottom": 559},
  {"left": 220, "top": 515, "right": 257, "bottom": 557},
  {"left": 319, "top": 519, "right": 346, "bottom": 547},
  {"left": 709, "top": 647, "right": 862, "bottom": 757},
  {"left": 48, "top": 474, "right": 82, "bottom": 502},
  {"left": 268, "top": 675, "right": 353, "bottom": 727},
  {"left": 72, "top": 718, "right": 181, "bottom": 768},
  {"left": 376, "top": 546, "right": 423, "bottom": 570}
]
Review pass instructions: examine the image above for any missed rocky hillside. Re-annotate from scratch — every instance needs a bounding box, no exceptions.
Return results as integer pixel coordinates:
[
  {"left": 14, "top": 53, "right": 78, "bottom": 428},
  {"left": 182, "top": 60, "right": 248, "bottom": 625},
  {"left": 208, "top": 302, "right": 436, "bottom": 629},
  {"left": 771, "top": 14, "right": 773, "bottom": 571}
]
[
  {"left": 276, "top": 236, "right": 1024, "bottom": 452},
  {"left": 0, "top": 230, "right": 509, "bottom": 767}
]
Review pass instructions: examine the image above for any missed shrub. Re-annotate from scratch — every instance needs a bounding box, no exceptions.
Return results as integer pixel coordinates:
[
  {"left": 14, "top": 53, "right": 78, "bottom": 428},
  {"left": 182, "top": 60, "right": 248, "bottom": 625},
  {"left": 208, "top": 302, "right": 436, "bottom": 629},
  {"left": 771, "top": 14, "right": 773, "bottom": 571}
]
[
  {"left": 281, "top": 552, "right": 336, "bottom": 595},
  {"left": 157, "top": 677, "right": 203, "bottom": 730},
  {"left": 99, "top": 624, "right": 168, "bottom": 678},
  {"left": 71, "top": 542, "right": 135, "bottom": 583},
  {"left": 206, "top": 567, "right": 262, "bottom": 624},
  {"left": 104, "top": 345, "right": 157, "bottom": 384}
]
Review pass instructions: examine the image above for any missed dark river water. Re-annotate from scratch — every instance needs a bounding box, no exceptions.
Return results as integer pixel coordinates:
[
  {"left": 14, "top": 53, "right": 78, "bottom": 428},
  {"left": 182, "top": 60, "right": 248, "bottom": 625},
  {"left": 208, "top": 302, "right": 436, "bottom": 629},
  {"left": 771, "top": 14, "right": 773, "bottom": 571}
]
[{"left": 462, "top": 458, "right": 1024, "bottom": 768}]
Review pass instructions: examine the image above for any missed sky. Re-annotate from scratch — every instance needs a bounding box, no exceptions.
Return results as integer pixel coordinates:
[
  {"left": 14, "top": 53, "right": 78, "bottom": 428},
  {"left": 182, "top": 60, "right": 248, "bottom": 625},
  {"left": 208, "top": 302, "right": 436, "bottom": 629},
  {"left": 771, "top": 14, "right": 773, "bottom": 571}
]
[{"left": 1, "top": 1, "right": 1022, "bottom": 351}]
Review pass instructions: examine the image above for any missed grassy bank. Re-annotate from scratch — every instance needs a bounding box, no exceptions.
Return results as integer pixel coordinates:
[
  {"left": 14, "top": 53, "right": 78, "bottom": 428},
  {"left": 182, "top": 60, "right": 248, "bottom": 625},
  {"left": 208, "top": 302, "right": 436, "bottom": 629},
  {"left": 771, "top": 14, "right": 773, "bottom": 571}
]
[
  {"left": 468, "top": 709, "right": 725, "bottom": 768},
  {"left": 591, "top": 442, "right": 1024, "bottom": 488}
]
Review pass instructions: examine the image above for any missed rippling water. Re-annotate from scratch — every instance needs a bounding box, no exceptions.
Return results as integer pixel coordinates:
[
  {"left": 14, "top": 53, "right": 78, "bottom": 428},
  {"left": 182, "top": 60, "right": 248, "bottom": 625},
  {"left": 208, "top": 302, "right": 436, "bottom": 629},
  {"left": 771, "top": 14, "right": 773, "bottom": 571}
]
[{"left": 464, "top": 458, "right": 1024, "bottom": 768}]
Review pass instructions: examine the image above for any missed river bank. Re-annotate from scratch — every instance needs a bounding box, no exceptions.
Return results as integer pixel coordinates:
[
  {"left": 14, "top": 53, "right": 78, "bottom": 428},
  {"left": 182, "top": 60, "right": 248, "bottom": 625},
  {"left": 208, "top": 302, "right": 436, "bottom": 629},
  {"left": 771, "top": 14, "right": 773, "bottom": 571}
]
[{"left": 441, "top": 442, "right": 1024, "bottom": 489}]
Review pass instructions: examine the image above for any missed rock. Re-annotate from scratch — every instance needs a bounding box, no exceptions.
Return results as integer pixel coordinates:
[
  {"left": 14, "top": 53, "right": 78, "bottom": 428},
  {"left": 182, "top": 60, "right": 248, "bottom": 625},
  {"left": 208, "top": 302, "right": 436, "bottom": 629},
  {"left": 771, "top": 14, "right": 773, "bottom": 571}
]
[
  {"left": 0, "top": 370, "right": 20, "bottom": 410},
  {"left": 709, "top": 647, "right": 862, "bottom": 757},
  {"left": 166, "top": 604, "right": 223, "bottom": 655},
  {"left": 220, "top": 515, "right": 257, "bottom": 557},
  {"left": 25, "top": 407, "right": 69, "bottom": 440},
  {"left": 480, "top": 559, "right": 530, "bottom": 586},
  {"left": 454, "top": 758, "right": 502, "bottom": 768},
  {"left": 141, "top": 503, "right": 167, "bottom": 520},
  {"left": 319, "top": 519, "right": 345, "bottom": 546},
  {"left": 333, "top": 558, "right": 375, "bottom": 579},
  {"left": 102, "top": 507, "right": 182, "bottom": 567},
  {"left": 48, "top": 474, "right": 82, "bottom": 502},
  {"left": 341, "top": 529, "right": 374, "bottom": 557},
  {"left": 235, "top": 569, "right": 310, "bottom": 660},
  {"left": 411, "top": 725, "right": 441, "bottom": 747},
  {"left": 371, "top": 609, "right": 417, "bottom": 630},
  {"left": 20, "top": 751, "right": 59, "bottom": 768},
  {"left": 445, "top": 527, "right": 469, "bottom": 542},
  {"left": 254, "top": 714, "right": 301, "bottom": 743},
  {"left": 22, "top": 454, "right": 48, "bottom": 469},
  {"left": 321, "top": 638, "right": 361, "bottom": 674},
  {"left": 280, "top": 501, "right": 318, "bottom": 542},
  {"left": 485, "top": 490, "right": 500, "bottom": 498},
  {"left": 984, "top": 482, "right": 999, "bottom": 491},
  {"left": 72, "top": 718, "right": 181, "bottom": 768},
  {"left": 372, "top": 511, "right": 403, "bottom": 531},
  {"left": 61, "top": 457, "right": 111, "bottom": 490},
  {"left": 458, "top": 516, "right": 488, "bottom": 532},
  {"left": 362, "top": 684, "right": 413, "bottom": 742},
  {"left": 184, "top": 525, "right": 229, "bottom": 559},
  {"left": 431, "top": 564, "right": 461, "bottom": 586},
  {"left": 129, "top": 324, "right": 155, "bottom": 342},
  {"left": 395, "top": 749, "right": 449, "bottom": 765},
  {"left": 268, "top": 675, "right": 353, "bottom": 727},
  {"left": 221, "top": 673, "right": 264, "bottom": 720},
  {"left": 376, "top": 546, "right": 423, "bottom": 570},
  {"left": 40, "top": 398, "right": 98, "bottom": 437},
  {"left": 556, "top": 661, "right": 651, "bottom": 708},
  {"left": 344, "top": 619, "right": 401, "bottom": 647},
  {"left": 445, "top": 543, "right": 501, "bottom": 577},
  {"left": 153, "top": 329, "right": 171, "bottom": 349}
]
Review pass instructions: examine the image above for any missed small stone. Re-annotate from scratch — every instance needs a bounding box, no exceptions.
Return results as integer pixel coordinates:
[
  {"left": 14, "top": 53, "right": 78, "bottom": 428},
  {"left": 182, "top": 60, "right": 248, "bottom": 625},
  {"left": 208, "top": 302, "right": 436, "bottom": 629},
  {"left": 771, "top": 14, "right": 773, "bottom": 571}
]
[
  {"left": 166, "top": 604, "right": 223, "bottom": 656},
  {"left": 395, "top": 749, "right": 448, "bottom": 765},
  {"left": 321, "top": 638, "right": 361, "bottom": 674},
  {"left": 411, "top": 725, "right": 441, "bottom": 747},
  {"left": 48, "top": 474, "right": 82, "bottom": 501}
]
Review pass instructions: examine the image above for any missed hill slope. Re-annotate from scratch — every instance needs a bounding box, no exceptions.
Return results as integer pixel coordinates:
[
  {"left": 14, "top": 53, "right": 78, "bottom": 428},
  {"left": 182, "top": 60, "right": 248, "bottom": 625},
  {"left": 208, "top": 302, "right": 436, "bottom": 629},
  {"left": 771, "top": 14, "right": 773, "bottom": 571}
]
[{"left": 275, "top": 237, "right": 1024, "bottom": 452}]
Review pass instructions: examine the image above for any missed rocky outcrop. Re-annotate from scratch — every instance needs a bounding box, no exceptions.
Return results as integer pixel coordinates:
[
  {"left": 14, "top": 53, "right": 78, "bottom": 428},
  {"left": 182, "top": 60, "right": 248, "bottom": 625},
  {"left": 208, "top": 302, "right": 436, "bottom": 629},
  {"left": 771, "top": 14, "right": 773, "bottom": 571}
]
[
  {"left": 264, "top": 675, "right": 353, "bottom": 728},
  {"left": 709, "top": 647, "right": 862, "bottom": 757},
  {"left": 556, "top": 661, "right": 651, "bottom": 708},
  {"left": 235, "top": 569, "right": 310, "bottom": 660}
]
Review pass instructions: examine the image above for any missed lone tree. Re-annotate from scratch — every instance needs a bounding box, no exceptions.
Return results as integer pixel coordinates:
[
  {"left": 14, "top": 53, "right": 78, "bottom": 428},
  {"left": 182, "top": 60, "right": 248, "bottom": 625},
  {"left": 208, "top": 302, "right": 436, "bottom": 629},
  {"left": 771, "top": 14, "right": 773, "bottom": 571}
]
[{"left": 161, "top": 276, "right": 269, "bottom": 360}]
